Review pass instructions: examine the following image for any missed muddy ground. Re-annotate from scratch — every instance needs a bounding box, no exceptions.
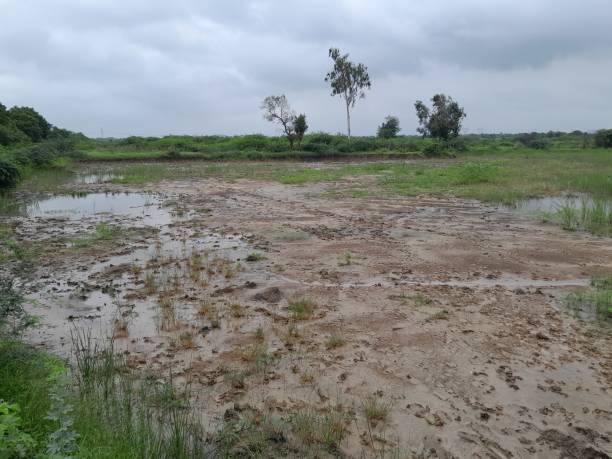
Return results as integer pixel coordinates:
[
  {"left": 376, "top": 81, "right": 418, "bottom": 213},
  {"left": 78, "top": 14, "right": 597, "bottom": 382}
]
[{"left": 5, "top": 171, "right": 612, "bottom": 458}]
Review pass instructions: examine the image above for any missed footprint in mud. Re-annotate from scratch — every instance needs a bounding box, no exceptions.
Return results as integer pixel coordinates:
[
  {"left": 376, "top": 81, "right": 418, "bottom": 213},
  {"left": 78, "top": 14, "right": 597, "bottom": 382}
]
[{"left": 496, "top": 365, "right": 522, "bottom": 390}]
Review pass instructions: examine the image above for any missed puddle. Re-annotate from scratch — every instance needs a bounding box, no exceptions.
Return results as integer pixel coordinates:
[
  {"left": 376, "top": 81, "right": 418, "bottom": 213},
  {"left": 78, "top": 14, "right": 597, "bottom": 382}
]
[
  {"left": 21, "top": 192, "right": 174, "bottom": 227},
  {"left": 501, "top": 195, "right": 596, "bottom": 214},
  {"left": 27, "top": 192, "right": 154, "bottom": 218},
  {"left": 26, "top": 228, "right": 253, "bottom": 355}
]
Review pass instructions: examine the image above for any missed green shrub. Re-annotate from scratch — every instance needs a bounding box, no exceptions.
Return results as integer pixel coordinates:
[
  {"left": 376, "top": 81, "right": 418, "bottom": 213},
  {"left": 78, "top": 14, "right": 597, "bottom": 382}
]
[
  {"left": 0, "top": 160, "right": 21, "bottom": 188},
  {"left": 305, "top": 132, "right": 335, "bottom": 145},
  {"left": 0, "top": 401, "right": 36, "bottom": 458},
  {"left": 422, "top": 141, "right": 453, "bottom": 157},
  {"left": 516, "top": 133, "right": 551, "bottom": 149},
  {"left": 0, "top": 125, "right": 28, "bottom": 147},
  {"left": 0, "top": 277, "right": 35, "bottom": 335},
  {"left": 594, "top": 129, "right": 612, "bottom": 148}
]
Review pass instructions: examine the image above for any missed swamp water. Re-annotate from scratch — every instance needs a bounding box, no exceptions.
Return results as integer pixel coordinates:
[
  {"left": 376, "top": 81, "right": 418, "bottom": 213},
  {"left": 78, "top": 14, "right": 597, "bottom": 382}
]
[{"left": 0, "top": 172, "right": 257, "bottom": 356}]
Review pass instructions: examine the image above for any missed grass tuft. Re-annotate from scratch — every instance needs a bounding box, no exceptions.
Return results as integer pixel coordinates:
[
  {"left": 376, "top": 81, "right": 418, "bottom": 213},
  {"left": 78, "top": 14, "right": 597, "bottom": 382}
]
[{"left": 287, "top": 297, "right": 317, "bottom": 320}]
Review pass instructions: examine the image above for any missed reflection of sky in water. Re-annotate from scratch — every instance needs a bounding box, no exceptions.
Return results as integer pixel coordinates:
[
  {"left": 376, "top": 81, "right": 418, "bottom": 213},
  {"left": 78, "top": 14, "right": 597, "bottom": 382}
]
[{"left": 27, "top": 193, "right": 157, "bottom": 219}]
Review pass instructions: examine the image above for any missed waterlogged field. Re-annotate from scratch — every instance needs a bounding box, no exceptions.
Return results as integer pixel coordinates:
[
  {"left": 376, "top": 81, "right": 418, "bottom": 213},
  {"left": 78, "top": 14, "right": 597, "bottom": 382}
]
[{"left": 1, "top": 153, "right": 612, "bottom": 457}]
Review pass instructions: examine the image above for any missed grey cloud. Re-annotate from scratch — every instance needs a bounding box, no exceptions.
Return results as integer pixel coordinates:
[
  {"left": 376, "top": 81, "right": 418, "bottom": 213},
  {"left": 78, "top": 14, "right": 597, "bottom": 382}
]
[{"left": 0, "top": 0, "right": 611, "bottom": 136}]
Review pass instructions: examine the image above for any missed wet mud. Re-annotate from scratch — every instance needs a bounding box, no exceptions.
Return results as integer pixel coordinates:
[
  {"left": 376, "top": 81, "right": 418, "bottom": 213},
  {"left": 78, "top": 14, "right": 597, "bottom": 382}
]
[{"left": 2, "top": 171, "right": 612, "bottom": 458}]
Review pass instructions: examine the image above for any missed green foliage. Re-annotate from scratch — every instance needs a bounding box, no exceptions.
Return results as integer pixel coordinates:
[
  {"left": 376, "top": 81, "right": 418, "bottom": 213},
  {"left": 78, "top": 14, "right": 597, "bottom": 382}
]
[
  {"left": 325, "top": 47, "right": 371, "bottom": 138},
  {"left": 72, "top": 223, "right": 122, "bottom": 248},
  {"left": 290, "top": 407, "right": 350, "bottom": 451},
  {"left": 550, "top": 198, "right": 612, "bottom": 236},
  {"left": 594, "top": 129, "right": 612, "bottom": 148},
  {"left": 517, "top": 132, "right": 551, "bottom": 150},
  {"left": 567, "top": 275, "right": 612, "bottom": 320},
  {"left": 261, "top": 95, "right": 299, "bottom": 149},
  {"left": 0, "top": 277, "right": 35, "bottom": 335},
  {"left": 0, "top": 124, "right": 28, "bottom": 147},
  {"left": 0, "top": 160, "right": 21, "bottom": 188},
  {"left": 287, "top": 297, "right": 317, "bottom": 320},
  {"left": 7, "top": 106, "right": 50, "bottom": 143},
  {"left": 0, "top": 101, "right": 78, "bottom": 189},
  {"left": 0, "top": 103, "right": 7, "bottom": 125},
  {"left": 293, "top": 114, "right": 308, "bottom": 147},
  {"left": 415, "top": 94, "right": 466, "bottom": 141},
  {"left": 0, "top": 401, "right": 36, "bottom": 458},
  {"left": 377, "top": 115, "right": 400, "bottom": 138},
  {"left": 0, "top": 340, "right": 63, "bottom": 457},
  {"left": 70, "top": 330, "right": 207, "bottom": 458}
]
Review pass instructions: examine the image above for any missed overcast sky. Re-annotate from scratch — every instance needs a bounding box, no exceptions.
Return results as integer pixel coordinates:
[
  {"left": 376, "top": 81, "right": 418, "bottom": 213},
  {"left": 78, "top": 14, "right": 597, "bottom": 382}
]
[{"left": 1, "top": 0, "right": 611, "bottom": 137}]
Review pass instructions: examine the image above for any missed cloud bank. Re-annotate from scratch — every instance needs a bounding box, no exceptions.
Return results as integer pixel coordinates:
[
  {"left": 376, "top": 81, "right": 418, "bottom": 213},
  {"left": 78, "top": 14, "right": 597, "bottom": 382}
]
[{"left": 1, "top": 0, "right": 611, "bottom": 136}]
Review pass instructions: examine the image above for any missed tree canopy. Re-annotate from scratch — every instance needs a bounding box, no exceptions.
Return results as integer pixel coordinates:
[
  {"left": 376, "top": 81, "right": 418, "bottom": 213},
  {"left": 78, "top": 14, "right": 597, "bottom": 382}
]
[
  {"left": 7, "top": 106, "right": 51, "bottom": 142},
  {"left": 415, "top": 94, "right": 466, "bottom": 141},
  {"left": 377, "top": 116, "right": 400, "bottom": 138},
  {"left": 293, "top": 114, "right": 308, "bottom": 148},
  {"left": 325, "top": 48, "right": 371, "bottom": 140},
  {"left": 261, "top": 95, "right": 308, "bottom": 149},
  {"left": 0, "top": 103, "right": 53, "bottom": 145}
]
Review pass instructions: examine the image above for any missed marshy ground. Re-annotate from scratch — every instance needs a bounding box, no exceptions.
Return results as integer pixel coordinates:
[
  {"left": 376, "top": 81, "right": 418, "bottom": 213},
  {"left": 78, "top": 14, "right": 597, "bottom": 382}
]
[{"left": 2, "top": 157, "right": 612, "bottom": 458}]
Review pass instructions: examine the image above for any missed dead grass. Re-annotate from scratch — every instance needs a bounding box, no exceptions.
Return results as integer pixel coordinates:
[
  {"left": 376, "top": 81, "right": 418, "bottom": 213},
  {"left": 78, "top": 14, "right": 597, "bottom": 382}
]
[{"left": 113, "top": 318, "right": 129, "bottom": 338}]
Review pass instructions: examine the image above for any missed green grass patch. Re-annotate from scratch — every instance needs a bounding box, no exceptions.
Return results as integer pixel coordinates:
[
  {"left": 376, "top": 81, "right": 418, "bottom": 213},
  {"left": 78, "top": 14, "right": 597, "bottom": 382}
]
[
  {"left": 567, "top": 274, "right": 612, "bottom": 320},
  {"left": 72, "top": 223, "right": 123, "bottom": 248},
  {"left": 550, "top": 198, "right": 612, "bottom": 236},
  {"left": 287, "top": 297, "right": 317, "bottom": 320},
  {"left": 275, "top": 162, "right": 393, "bottom": 185},
  {"left": 0, "top": 340, "right": 64, "bottom": 456}
]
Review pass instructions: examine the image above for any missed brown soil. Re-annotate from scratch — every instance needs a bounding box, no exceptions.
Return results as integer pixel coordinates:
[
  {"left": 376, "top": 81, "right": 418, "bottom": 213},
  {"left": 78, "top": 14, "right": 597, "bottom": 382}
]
[{"left": 8, "top": 175, "right": 612, "bottom": 458}]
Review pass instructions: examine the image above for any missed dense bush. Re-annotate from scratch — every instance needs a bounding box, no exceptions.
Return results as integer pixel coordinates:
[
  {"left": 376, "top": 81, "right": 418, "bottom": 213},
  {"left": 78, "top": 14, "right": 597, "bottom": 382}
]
[
  {"left": 0, "top": 124, "right": 28, "bottom": 146},
  {"left": 305, "top": 132, "right": 335, "bottom": 145},
  {"left": 301, "top": 142, "right": 333, "bottom": 155},
  {"left": 422, "top": 142, "right": 452, "bottom": 157},
  {"left": 421, "top": 139, "right": 468, "bottom": 157},
  {"left": 6, "top": 106, "right": 50, "bottom": 143},
  {"left": 0, "top": 159, "right": 21, "bottom": 188},
  {"left": 595, "top": 129, "right": 612, "bottom": 148},
  {"left": 516, "top": 133, "right": 551, "bottom": 150}
]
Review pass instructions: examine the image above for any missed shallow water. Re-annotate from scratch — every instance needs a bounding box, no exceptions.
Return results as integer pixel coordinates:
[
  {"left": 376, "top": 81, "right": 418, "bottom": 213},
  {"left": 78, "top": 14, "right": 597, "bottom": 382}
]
[
  {"left": 27, "top": 192, "right": 156, "bottom": 218},
  {"left": 502, "top": 195, "right": 595, "bottom": 214}
]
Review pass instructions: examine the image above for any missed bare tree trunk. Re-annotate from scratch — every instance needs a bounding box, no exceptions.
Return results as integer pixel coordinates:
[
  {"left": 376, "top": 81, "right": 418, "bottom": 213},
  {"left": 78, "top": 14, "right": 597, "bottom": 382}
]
[{"left": 345, "top": 100, "right": 351, "bottom": 142}]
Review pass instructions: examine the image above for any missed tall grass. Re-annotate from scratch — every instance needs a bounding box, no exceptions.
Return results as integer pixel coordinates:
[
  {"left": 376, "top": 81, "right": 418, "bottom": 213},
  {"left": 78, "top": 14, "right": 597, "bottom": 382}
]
[
  {"left": 566, "top": 274, "right": 612, "bottom": 320},
  {"left": 70, "top": 329, "right": 207, "bottom": 458},
  {"left": 554, "top": 198, "right": 612, "bottom": 236}
]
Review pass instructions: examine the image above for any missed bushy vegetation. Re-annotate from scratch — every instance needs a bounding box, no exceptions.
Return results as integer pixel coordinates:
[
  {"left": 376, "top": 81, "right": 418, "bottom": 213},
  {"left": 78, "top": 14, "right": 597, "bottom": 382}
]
[
  {"left": 595, "top": 129, "right": 612, "bottom": 148},
  {"left": 377, "top": 115, "right": 400, "bottom": 138},
  {"left": 546, "top": 198, "right": 612, "bottom": 236},
  {"left": 0, "top": 101, "right": 83, "bottom": 189},
  {"left": 75, "top": 129, "right": 608, "bottom": 163}
]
